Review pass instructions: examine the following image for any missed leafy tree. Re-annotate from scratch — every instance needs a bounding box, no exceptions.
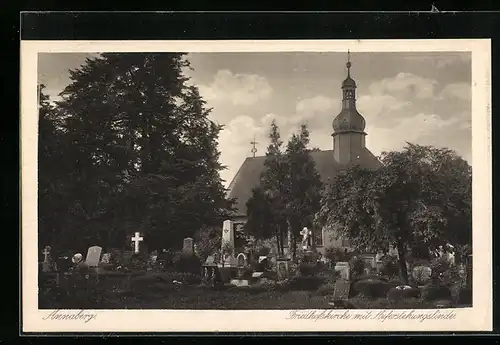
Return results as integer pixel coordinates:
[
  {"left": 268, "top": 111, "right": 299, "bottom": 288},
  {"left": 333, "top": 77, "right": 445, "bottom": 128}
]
[
  {"left": 245, "top": 120, "right": 289, "bottom": 255},
  {"left": 245, "top": 121, "right": 323, "bottom": 260},
  {"left": 283, "top": 124, "right": 323, "bottom": 260},
  {"left": 316, "top": 143, "right": 472, "bottom": 284},
  {"left": 38, "top": 53, "right": 233, "bottom": 252}
]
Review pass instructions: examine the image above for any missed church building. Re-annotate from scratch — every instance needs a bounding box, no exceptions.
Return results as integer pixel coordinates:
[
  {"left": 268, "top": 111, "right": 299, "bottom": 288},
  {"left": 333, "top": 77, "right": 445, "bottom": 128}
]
[{"left": 226, "top": 53, "right": 381, "bottom": 256}]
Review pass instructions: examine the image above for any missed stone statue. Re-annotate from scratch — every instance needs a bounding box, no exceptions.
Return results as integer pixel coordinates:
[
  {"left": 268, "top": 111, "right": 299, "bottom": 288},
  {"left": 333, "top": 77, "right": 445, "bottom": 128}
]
[{"left": 300, "top": 227, "right": 312, "bottom": 250}]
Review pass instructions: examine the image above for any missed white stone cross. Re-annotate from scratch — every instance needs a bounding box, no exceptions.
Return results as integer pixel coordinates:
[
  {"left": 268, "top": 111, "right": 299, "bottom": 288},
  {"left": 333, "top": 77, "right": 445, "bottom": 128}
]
[
  {"left": 42, "top": 247, "right": 51, "bottom": 263},
  {"left": 131, "top": 232, "right": 144, "bottom": 254}
]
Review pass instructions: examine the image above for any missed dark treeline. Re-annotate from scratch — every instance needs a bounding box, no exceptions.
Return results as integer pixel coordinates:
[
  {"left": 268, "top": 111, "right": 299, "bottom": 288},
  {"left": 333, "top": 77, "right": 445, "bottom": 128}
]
[{"left": 38, "top": 53, "right": 234, "bottom": 255}]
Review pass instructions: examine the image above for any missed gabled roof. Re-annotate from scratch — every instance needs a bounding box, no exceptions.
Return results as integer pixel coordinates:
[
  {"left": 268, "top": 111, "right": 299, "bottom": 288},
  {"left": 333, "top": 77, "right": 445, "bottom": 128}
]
[{"left": 226, "top": 148, "right": 381, "bottom": 216}]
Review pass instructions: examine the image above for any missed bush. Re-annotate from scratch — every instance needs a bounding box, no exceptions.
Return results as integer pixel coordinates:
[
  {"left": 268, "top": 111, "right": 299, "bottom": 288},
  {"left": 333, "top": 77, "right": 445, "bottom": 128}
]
[
  {"left": 324, "top": 247, "right": 349, "bottom": 266},
  {"left": 387, "top": 287, "right": 421, "bottom": 301},
  {"left": 316, "top": 282, "right": 336, "bottom": 296},
  {"left": 286, "top": 276, "right": 325, "bottom": 291},
  {"left": 457, "top": 288, "right": 472, "bottom": 305},
  {"left": 422, "top": 284, "right": 452, "bottom": 301},
  {"left": 430, "top": 257, "right": 462, "bottom": 286},
  {"left": 298, "top": 262, "right": 317, "bottom": 277},
  {"left": 175, "top": 255, "right": 202, "bottom": 275},
  {"left": 352, "top": 278, "right": 391, "bottom": 299},
  {"left": 349, "top": 256, "right": 365, "bottom": 277},
  {"left": 380, "top": 255, "right": 399, "bottom": 278}
]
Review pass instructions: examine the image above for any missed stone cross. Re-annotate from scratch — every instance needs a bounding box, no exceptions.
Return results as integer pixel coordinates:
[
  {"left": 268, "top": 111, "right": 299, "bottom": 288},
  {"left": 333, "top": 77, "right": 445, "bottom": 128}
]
[
  {"left": 131, "top": 232, "right": 144, "bottom": 254},
  {"left": 42, "top": 246, "right": 51, "bottom": 263}
]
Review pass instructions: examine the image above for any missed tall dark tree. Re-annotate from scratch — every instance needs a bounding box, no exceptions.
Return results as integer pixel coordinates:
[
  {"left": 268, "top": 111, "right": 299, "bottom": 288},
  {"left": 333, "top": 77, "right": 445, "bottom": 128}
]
[
  {"left": 245, "top": 121, "right": 323, "bottom": 259},
  {"left": 39, "top": 53, "right": 233, "bottom": 252},
  {"left": 316, "top": 143, "right": 472, "bottom": 284},
  {"left": 283, "top": 124, "right": 323, "bottom": 260}
]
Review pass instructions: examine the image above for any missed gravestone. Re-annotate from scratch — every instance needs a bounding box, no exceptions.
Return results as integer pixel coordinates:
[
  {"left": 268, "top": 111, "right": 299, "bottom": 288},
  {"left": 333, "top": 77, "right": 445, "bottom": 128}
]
[
  {"left": 361, "top": 254, "right": 376, "bottom": 270},
  {"left": 334, "top": 261, "right": 350, "bottom": 280},
  {"left": 332, "top": 278, "right": 351, "bottom": 300},
  {"left": 221, "top": 219, "right": 236, "bottom": 267},
  {"left": 131, "top": 232, "right": 144, "bottom": 254},
  {"left": 277, "top": 259, "right": 291, "bottom": 281},
  {"left": 85, "top": 246, "right": 102, "bottom": 267},
  {"left": 182, "top": 237, "right": 194, "bottom": 256},
  {"left": 42, "top": 246, "right": 52, "bottom": 272}
]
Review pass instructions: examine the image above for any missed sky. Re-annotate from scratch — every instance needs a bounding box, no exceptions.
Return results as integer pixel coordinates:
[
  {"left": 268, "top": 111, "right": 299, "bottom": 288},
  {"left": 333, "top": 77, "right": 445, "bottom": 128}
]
[{"left": 38, "top": 51, "right": 471, "bottom": 187}]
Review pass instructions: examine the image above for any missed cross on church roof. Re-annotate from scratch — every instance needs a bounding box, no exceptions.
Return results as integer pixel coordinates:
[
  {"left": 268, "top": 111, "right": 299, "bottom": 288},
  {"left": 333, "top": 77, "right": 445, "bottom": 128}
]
[
  {"left": 250, "top": 136, "right": 258, "bottom": 157},
  {"left": 346, "top": 50, "right": 351, "bottom": 77}
]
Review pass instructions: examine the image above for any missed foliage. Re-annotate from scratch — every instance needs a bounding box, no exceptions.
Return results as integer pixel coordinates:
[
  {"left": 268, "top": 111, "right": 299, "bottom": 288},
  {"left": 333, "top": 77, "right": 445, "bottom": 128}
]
[
  {"left": 429, "top": 257, "right": 462, "bottom": 286},
  {"left": 324, "top": 247, "right": 350, "bottom": 266},
  {"left": 349, "top": 256, "right": 365, "bottom": 277},
  {"left": 298, "top": 263, "right": 318, "bottom": 277},
  {"left": 193, "top": 226, "right": 221, "bottom": 262},
  {"left": 37, "top": 53, "right": 234, "bottom": 252},
  {"left": 421, "top": 284, "right": 452, "bottom": 301},
  {"left": 352, "top": 278, "right": 393, "bottom": 299},
  {"left": 175, "top": 255, "right": 202, "bottom": 275},
  {"left": 285, "top": 276, "right": 326, "bottom": 291},
  {"left": 245, "top": 121, "right": 323, "bottom": 259},
  {"left": 316, "top": 143, "right": 472, "bottom": 284},
  {"left": 379, "top": 255, "right": 400, "bottom": 279}
]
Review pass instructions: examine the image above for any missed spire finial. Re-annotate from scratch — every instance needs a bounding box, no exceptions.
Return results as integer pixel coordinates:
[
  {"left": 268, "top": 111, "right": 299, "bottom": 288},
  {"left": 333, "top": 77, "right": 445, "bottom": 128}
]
[
  {"left": 250, "top": 135, "right": 258, "bottom": 157},
  {"left": 346, "top": 50, "right": 351, "bottom": 77}
]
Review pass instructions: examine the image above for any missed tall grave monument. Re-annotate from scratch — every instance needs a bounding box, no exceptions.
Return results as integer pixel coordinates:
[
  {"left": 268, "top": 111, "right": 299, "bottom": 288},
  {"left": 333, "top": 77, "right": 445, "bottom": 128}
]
[{"left": 220, "top": 220, "right": 237, "bottom": 268}]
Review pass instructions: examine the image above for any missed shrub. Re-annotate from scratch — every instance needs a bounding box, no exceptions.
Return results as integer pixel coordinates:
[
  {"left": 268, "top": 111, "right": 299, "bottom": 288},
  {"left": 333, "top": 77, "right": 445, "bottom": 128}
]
[
  {"left": 349, "top": 256, "right": 365, "bottom": 277},
  {"left": 422, "top": 284, "right": 452, "bottom": 301},
  {"left": 325, "top": 247, "right": 349, "bottom": 266},
  {"left": 380, "top": 255, "right": 399, "bottom": 278},
  {"left": 457, "top": 288, "right": 472, "bottom": 305},
  {"left": 176, "top": 255, "right": 202, "bottom": 275},
  {"left": 387, "top": 287, "right": 421, "bottom": 301},
  {"left": 286, "top": 276, "right": 325, "bottom": 291},
  {"left": 316, "top": 282, "right": 336, "bottom": 296},
  {"left": 298, "top": 262, "right": 317, "bottom": 277},
  {"left": 430, "top": 257, "right": 462, "bottom": 286},
  {"left": 353, "top": 278, "right": 391, "bottom": 299}
]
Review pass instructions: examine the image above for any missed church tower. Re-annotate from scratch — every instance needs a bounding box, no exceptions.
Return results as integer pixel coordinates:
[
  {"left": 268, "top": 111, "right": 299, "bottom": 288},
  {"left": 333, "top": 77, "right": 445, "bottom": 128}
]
[{"left": 332, "top": 51, "right": 367, "bottom": 165}]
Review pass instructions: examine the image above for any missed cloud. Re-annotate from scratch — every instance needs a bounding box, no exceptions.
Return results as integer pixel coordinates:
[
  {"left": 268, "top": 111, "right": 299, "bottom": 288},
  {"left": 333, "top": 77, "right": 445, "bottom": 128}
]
[
  {"left": 296, "top": 95, "right": 337, "bottom": 113},
  {"left": 438, "top": 83, "right": 471, "bottom": 101},
  {"left": 369, "top": 72, "right": 438, "bottom": 100},
  {"left": 366, "top": 112, "right": 470, "bottom": 159},
  {"left": 402, "top": 54, "right": 471, "bottom": 69},
  {"left": 198, "top": 69, "right": 272, "bottom": 106}
]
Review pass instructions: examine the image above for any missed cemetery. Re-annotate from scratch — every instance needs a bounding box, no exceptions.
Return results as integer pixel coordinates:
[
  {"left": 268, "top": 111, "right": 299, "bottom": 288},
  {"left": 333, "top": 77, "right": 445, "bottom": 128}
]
[
  {"left": 39, "top": 220, "right": 472, "bottom": 310},
  {"left": 37, "top": 52, "right": 473, "bottom": 311}
]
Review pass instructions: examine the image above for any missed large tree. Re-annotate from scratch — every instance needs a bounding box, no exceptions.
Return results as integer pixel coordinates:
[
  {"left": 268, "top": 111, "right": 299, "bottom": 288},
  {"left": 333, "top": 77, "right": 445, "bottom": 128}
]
[
  {"left": 316, "top": 143, "right": 472, "bottom": 284},
  {"left": 283, "top": 124, "right": 323, "bottom": 260},
  {"left": 38, "top": 53, "right": 233, "bottom": 253},
  {"left": 245, "top": 120, "right": 288, "bottom": 255},
  {"left": 245, "top": 121, "right": 323, "bottom": 260}
]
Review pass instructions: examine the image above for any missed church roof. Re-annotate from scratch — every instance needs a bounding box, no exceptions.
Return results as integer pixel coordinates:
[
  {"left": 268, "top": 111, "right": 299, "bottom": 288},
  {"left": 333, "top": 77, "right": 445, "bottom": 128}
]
[{"left": 226, "top": 148, "right": 381, "bottom": 216}]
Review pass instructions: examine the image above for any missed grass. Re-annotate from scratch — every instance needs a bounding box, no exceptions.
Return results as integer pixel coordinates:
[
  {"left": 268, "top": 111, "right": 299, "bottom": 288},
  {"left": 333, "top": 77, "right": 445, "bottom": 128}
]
[{"left": 39, "top": 272, "right": 472, "bottom": 310}]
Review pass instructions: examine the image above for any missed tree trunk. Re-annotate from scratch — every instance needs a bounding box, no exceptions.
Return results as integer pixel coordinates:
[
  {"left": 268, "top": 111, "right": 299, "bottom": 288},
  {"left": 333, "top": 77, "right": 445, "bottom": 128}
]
[
  {"left": 396, "top": 239, "right": 409, "bottom": 285},
  {"left": 276, "top": 233, "right": 281, "bottom": 257}
]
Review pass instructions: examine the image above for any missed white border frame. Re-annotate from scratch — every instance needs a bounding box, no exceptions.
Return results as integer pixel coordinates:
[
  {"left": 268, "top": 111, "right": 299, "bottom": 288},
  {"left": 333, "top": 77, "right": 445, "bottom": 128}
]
[{"left": 21, "top": 39, "right": 492, "bottom": 332}]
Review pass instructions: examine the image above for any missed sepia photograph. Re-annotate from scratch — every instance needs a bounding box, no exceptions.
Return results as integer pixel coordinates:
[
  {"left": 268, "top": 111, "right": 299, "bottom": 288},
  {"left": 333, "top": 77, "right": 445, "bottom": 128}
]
[{"left": 21, "top": 39, "right": 491, "bottom": 332}]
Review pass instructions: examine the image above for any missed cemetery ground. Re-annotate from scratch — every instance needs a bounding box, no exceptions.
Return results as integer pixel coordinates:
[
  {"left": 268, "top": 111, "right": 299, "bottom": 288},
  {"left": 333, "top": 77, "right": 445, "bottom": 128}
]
[{"left": 39, "top": 254, "right": 473, "bottom": 310}]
